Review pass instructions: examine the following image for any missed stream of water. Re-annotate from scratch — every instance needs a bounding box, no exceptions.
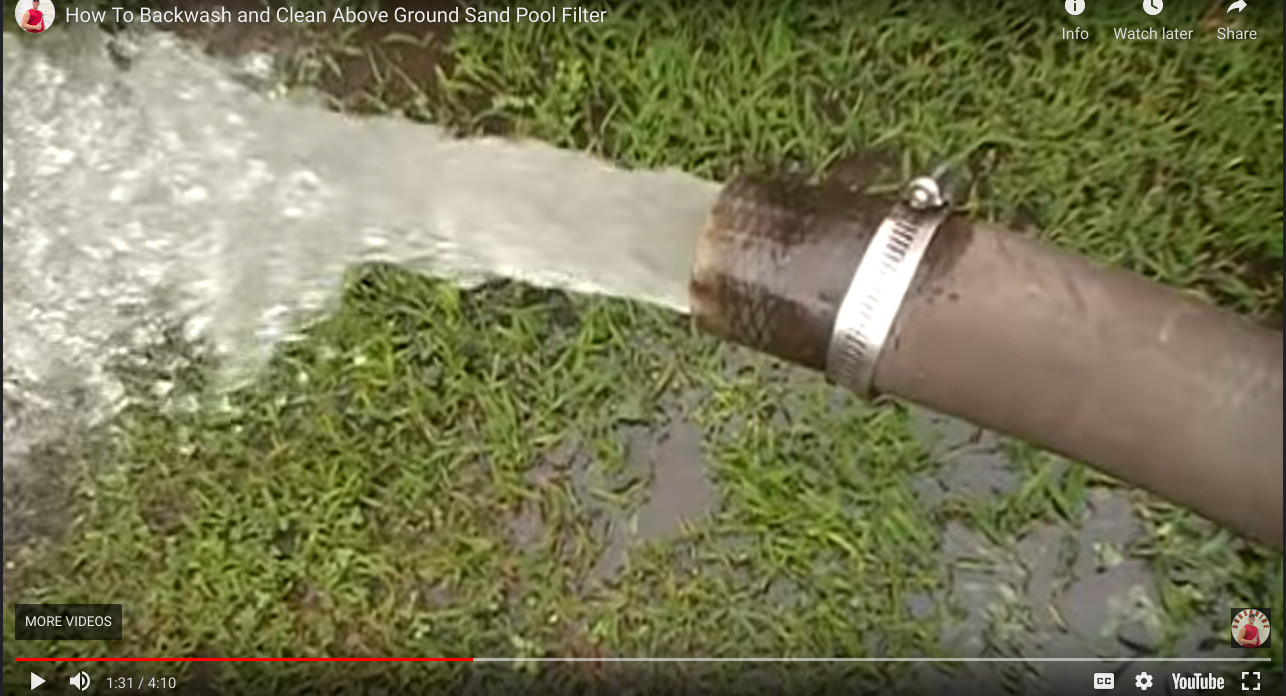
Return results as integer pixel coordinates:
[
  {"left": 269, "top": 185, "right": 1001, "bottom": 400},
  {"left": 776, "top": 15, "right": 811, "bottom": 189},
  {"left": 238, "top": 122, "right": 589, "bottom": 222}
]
[{"left": 2, "top": 27, "right": 719, "bottom": 474}]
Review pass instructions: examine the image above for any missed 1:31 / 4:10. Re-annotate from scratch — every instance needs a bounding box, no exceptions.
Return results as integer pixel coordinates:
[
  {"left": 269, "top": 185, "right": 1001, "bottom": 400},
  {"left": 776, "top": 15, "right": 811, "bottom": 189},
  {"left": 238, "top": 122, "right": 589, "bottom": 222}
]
[{"left": 106, "top": 676, "right": 179, "bottom": 689}]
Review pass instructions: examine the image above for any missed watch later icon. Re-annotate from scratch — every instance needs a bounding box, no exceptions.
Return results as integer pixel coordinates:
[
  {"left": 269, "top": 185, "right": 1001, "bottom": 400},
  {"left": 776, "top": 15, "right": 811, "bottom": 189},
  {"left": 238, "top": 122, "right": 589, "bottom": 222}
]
[{"left": 1227, "top": 0, "right": 1247, "bottom": 11}]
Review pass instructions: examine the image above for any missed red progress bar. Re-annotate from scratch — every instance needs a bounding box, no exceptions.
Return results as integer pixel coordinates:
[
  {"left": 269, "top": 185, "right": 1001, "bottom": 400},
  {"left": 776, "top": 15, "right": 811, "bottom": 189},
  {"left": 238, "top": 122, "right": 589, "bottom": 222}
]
[{"left": 15, "top": 658, "right": 472, "bottom": 662}]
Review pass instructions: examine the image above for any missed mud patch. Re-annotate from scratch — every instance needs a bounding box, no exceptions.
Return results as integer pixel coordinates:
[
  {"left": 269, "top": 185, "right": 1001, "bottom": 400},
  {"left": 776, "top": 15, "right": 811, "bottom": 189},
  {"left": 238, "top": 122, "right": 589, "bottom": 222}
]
[
  {"left": 909, "top": 407, "right": 1018, "bottom": 505},
  {"left": 929, "top": 481, "right": 1256, "bottom": 696},
  {"left": 414, "top": 580, "right": 454, "bottom": 610},
  {"left": 1023, "top": 524, "right": 1078, "bottom": 615},
  {"left": 584, "top": 417, "right": 718, "bottom": 585},
  {"left": 1059, "top": 557, "right": 1157, "bottom": 654},
  {"left": 906, "top": 593, "right": 935, "bottom": 620},
  {"left": 915, "top": 422, "right": 1166, "bottom": 663},
  {"left": 506, "top": 497, "right": 544, "bottom": 550},
  {"left": 503, "top": 436, "right": 590, "bottom": 553},
  {"left": 938, "top": 490, "right": 1156, "bottom": 656},
  {"left": 763, "top": 575, "right": 807, "bottom": 611},
  {"left": 1058, "top": 489, "right": 1159, "bottom": 654},
  {"left": 634, "top": 419, "right": 716, "bottom": 540},
  {"left": 939, "top": 521, "right": 1017, "bottom": 656}
]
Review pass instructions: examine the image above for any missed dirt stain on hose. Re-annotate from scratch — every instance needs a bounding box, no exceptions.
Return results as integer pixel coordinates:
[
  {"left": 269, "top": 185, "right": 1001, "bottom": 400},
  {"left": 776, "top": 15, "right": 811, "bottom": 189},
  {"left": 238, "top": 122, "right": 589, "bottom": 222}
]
[
  {"left": 692, "top": 152, "right": 985, "bottom": 377},
  {"left": 910, "top": 215, "right": 975, "bottom": 306},
  {"left": 690, "top": 175, "right": 894, "bottom": 372}
]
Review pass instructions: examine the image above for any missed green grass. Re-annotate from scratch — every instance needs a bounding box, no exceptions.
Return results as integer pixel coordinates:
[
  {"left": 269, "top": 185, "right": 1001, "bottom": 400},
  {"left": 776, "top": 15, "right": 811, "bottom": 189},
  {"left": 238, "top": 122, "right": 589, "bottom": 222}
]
[
  {"left": 4, "top": 0, "right": 1283, "bottom": 692},
  {"left": 2, "top": 272, "right": 949, "bottom": 691},
  {"left": 417, "top": 0, "right": 1283, "bottom": 315}
]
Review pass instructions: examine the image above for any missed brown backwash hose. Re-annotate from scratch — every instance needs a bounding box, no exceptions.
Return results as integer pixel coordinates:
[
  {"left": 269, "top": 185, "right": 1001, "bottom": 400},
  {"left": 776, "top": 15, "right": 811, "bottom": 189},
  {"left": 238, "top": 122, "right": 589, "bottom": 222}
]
[{"left": 691, "top": 176, "right": 1284, "bottom": 549}]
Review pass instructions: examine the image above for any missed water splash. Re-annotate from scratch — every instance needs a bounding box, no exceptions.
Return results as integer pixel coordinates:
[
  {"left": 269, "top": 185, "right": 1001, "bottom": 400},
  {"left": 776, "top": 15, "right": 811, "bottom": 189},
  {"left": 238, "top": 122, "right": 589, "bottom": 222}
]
[{"left": 2, "top": 27, "right": 718, "bottom": 473}]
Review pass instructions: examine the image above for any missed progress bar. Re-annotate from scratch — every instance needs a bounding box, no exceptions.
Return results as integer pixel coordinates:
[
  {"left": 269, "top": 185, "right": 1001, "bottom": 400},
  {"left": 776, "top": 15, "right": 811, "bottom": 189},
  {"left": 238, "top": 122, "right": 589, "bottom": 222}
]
[{"left": 14, "top": 657, "right": 1273, "bottom": 663}]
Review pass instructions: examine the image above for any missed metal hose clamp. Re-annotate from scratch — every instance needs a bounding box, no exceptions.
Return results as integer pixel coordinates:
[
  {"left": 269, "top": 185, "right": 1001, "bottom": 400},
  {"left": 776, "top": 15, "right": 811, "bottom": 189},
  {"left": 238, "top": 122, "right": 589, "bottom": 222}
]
[{"left": 826, "top": 175, "right": 950, "bottom": 398}]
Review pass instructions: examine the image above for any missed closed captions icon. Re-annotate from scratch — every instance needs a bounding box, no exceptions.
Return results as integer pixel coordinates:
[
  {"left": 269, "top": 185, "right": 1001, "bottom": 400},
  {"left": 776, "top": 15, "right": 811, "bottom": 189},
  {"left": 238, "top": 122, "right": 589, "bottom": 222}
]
[
  {"left": 1094, "top": 673, "right": 1116, "bottom": 689},
  {"left": 1066, "top": 0, "right": 1086, "bottom": 15}
]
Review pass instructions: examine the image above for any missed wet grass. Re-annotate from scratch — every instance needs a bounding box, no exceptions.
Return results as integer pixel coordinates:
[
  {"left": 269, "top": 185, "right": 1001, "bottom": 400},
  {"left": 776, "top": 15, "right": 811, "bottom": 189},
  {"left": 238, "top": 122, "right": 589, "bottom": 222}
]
[
  {"left": 4, "top": 0, "right": 1283, "bottom": 691},
  {"left": 3, "top": 270, "right": 948, "bottom": 690}
]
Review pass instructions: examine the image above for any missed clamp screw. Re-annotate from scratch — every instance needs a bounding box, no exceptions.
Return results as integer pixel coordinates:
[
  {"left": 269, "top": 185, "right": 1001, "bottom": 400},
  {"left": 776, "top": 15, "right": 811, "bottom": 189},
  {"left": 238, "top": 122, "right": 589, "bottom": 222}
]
[{"left": 906, "top": 176, "right": 945, "bottom": 210}]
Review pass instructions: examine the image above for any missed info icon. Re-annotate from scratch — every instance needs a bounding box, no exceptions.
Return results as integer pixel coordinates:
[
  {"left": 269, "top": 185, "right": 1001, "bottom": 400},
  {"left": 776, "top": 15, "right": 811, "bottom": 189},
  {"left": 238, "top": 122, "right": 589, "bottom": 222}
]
[{"left": 1232, "top": 608, "right": 1271, "bottom": 648}]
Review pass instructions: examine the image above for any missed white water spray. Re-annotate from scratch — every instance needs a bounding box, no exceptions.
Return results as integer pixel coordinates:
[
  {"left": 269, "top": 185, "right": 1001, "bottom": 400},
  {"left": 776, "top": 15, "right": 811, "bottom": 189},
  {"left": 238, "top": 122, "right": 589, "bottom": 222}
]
[{"left": 2, "top": 27, "right": 718, "bottom": 474}]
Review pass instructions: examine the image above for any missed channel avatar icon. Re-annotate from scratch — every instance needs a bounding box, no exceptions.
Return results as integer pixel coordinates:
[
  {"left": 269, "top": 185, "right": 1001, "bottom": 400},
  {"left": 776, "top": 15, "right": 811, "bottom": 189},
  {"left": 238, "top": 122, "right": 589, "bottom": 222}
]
[
  {"left": 15, "top": 0, "right": 55, "bottom": 32},
  {"left": 1232, "top": 608, "right": 1271, "bottom": 648}
]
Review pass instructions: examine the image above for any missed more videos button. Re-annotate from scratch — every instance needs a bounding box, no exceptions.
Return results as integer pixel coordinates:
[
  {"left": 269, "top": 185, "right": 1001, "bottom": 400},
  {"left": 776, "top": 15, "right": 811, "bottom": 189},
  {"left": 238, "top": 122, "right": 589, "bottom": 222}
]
[{"left": 14, "top": 603, "right": 123, "bottom": 640}]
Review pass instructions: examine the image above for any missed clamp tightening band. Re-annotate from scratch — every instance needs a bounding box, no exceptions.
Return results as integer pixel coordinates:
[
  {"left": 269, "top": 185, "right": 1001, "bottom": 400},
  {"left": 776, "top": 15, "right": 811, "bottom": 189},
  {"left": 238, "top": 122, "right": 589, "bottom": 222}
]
[{"left": 825, "top": 178, "right": 949, "bottom": 399}]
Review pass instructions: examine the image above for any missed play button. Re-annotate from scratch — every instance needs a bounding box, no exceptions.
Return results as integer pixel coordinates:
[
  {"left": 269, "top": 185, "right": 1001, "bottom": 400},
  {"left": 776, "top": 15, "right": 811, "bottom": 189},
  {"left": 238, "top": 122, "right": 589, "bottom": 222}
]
[{"left": 30, "top": 672, "right": 46, "bottom": 690}]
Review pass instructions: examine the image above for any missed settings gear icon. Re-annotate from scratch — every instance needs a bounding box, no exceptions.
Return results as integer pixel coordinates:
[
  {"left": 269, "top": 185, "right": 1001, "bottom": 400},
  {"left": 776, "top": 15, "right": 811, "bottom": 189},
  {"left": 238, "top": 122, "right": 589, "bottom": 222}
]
[{"left": 1135, "top": 672, "right": 1154, "bottom": 690}]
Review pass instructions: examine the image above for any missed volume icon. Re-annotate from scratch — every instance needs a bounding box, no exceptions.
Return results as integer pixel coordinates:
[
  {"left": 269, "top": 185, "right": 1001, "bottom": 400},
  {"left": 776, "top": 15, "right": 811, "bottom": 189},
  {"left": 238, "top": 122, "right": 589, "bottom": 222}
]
[{"left": 69, "top": 671, "right": 91, "bottom": 692}]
